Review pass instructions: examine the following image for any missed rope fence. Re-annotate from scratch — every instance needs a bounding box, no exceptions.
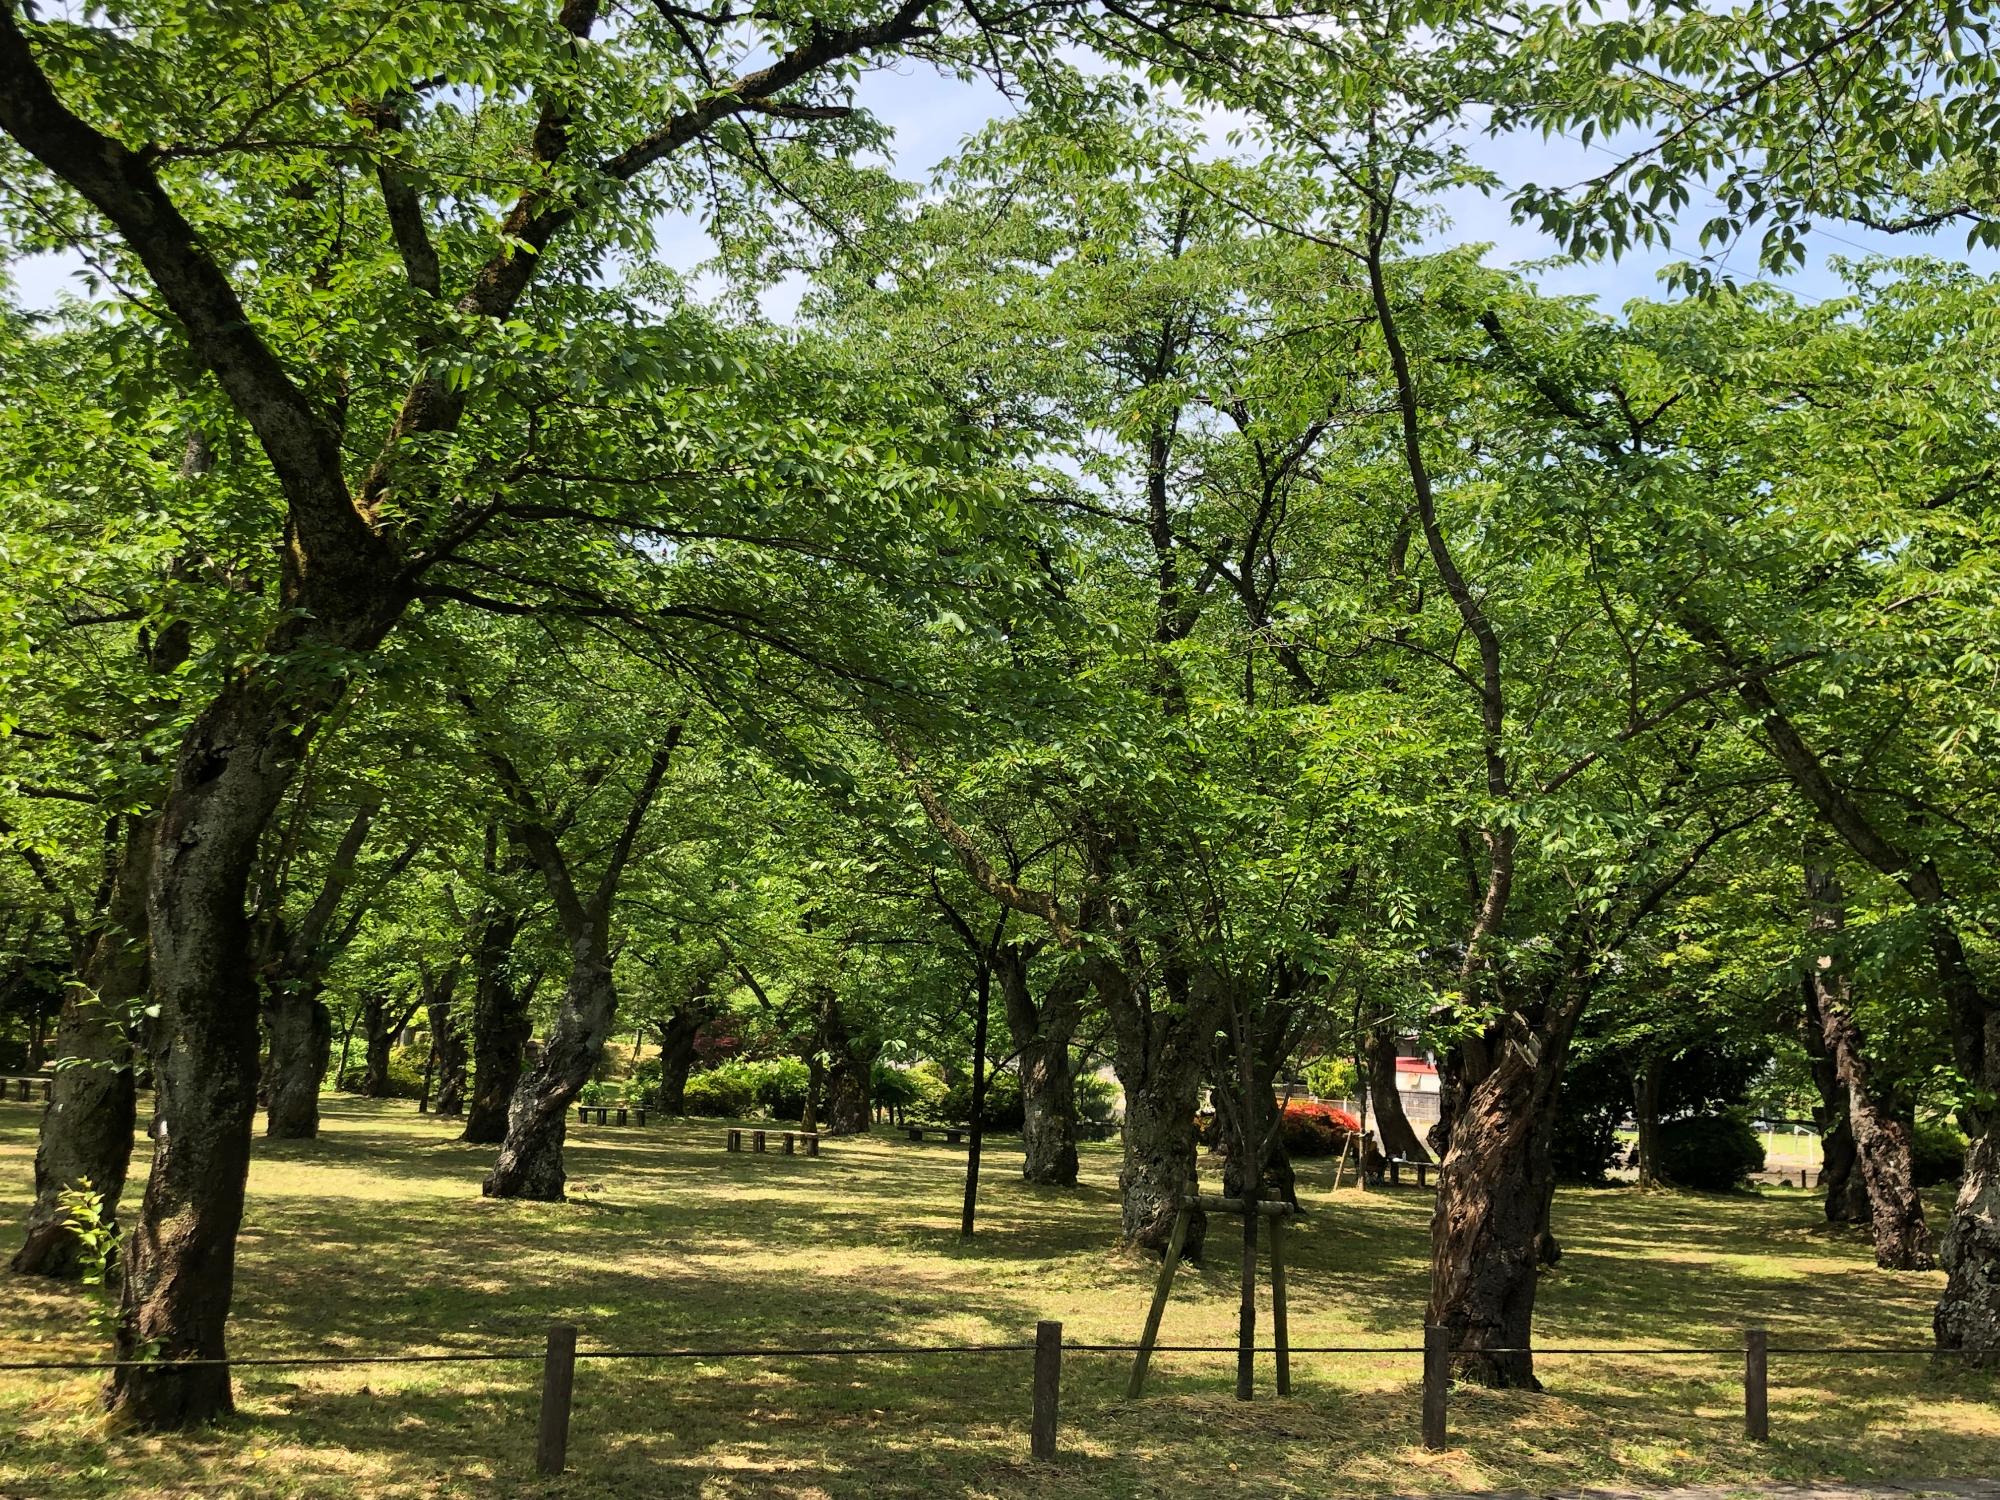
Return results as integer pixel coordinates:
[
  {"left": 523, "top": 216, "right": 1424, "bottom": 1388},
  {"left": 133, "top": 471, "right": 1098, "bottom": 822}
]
[{"left": 1, "top": 1328, "right": 1987, "bottom": 1473}]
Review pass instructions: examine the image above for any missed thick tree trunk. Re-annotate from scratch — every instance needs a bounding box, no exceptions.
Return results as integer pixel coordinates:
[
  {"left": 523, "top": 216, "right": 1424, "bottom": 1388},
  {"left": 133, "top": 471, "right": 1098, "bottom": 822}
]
[
  {"left": 655, "top": 1007, "right": 702, "bottom": 1113},
  {"left": 1430, "top": 1054, "right": 1562, "bottom": 1388},
  {"left": 12, "top": 819, "right": 151, "bottom": 1277},
  {"left": 998, "top": 955, "right": 1081, "bottom": 1187},
  {"left": 361, "top": 995, "right": 395, "bottom": 1097},
  {"left": 428, "top": 990, "right": 467, "bottom": 1118},
  {"left": 111, "top": 660, "right": 399, "bottom": 1428},
  {"left": 1429, "top": 966, "right": 1587, "bottom": 1390},
  {"left": 263, "top": 990, "right": 331, "bottom": 1138},
  {"left": 1110, "top": 992, "right": 1210, "bottom": 1259},
  {"left": 1938, "top": 1124, "right": 2000, "bottom": 1362},
  {"left": 1805, "top": 856, "right": 1933, "bottom": 1270},
  {"left": 1633, "top": 1052, "right": 1664, "bottom": 1189},
  {"left": 1366, "top": 1027, "right": 1430, "bottom": 1163},
  {"left": 820, "top": 994, "right": 875, "bottom": 1137},
  {"left": 461, "top": 908, "right": 529, "bottom": 1144},
  {"left": 484, "top": 954, "right": 617, "bottom": 1200}
]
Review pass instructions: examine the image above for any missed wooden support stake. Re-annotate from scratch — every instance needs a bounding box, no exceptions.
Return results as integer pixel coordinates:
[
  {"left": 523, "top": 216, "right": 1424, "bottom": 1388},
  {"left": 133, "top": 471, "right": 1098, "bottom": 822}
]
[
  {"left": 536, "top": 1323, "right": 578, "bottom": 1475},
  {"left": 1031, "top": 1320, "right": 1061, "bottom": 1460},
  {"left": 1127, "top": 1202, "right": 1191, "bottom": 1397},
  {"left": 1421, "top": 1324, "right": 1449, "bottom": 1450},
  {"left": 1270, "top": 1214, "right": 1291, "bottom": 1397},
  {"left": 1744, "top": 1327, "right": 1769, "bottom": 1441}
]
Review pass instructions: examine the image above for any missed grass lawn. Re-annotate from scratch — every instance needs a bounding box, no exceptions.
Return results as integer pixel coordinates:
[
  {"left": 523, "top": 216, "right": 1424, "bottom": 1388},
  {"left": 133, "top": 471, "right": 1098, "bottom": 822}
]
[{"left": 1, "top": 1096, "right": 1993, "bottom": 1500}]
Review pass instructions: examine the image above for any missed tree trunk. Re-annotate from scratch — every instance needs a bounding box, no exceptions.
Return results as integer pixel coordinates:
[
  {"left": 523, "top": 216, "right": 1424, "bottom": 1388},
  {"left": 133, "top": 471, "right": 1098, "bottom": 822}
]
[
  {"left": 111, "top": 662, "right": 387, "bottom": 1429},
  {"left": 997, "top": 953, "right": 1081, "bottom": 1187},
  {"left": 819, "top": 991, "right": 875, "bottom": 1137},
  {"left": 12, "top": 818, "right": 151, "bottom": 1277},
  {"left": 656, "top": 1007, "right": 702, "bottom": 1113},
  {"left": 1109, "top": 985, "right": 1210, "bottom": 1259},
  {"left": 461, "top": 908, "right": 528, "bottom": 1144},
  {"left": 428, "top": 989, "right": 467, "bottom": 1117},
  {"left": 484, "top": 952, "right": 617, "bottom": 1201},
  {"left": 961, "top": 965, "right": 992, "bottom": 1238},
  {"left": 362, "top": 994, "right": 395, "bottom": 1097},
  {"left": 1802, "top": 978, "right": 1869, "bottom": 1222},
  {"left": 263, "top": 990, "right": 331, "bottom": 1138},
  {"left": 1633, "top": 1052, "right": 1665, "bottom": 1189},
  {"left": 1938, "top": 1125, "right": 2000, "bottom": 1362},
  {"left": 1805, "top": 855, "right": 1933, "bottom": 1270},
  {"left": 1429, "top": 968, "right": 1587, "bottom": 1390},
  {"left": 1365, "top": 1026, "right": 1430, "bottom": 1163}
]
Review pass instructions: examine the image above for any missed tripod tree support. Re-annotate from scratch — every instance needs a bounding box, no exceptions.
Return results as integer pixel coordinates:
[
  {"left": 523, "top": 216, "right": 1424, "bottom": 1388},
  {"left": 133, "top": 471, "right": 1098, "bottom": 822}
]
[{"left": 1126, "top": 1191, "right": 1294, "bottom": 1399}]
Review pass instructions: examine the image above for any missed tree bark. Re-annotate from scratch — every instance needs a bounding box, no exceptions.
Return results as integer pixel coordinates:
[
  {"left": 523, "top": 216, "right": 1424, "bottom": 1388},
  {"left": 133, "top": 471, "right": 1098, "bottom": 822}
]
[
  {"left": 1430, "top": 1050, "right": 1566, "bottom": 1389},
  {"left": 1366, "top": 1026, "right": 1430, "bottom": 1163},
  {"left": 483, "top": 954, "right": 615, "bottom": 1200},
  {"left": 12, "top": 816, "right": 150, "bottom": 1277},
  {"left": 1802, "top": 977, "right": 1869, "bottom": 1222},
  {"left": 1109, "top": 970, "right": 1211, "bottom": 1259},
  {"left": 462, "top": 906, "right": 530, "bottom": 1144},
  {"left": 479, "top": 727, "right": 678, "bottom": 1198},
  {"left": 655, "top": 1006, "right": 703, "bottom": 1113},
  {"left": 1805, "top": 855, "right": 1933, "bottom": 1269},
  {"left": 1633, "top": 1052, "right": 1665, "bottom": 1189},
  {"left": 819, "top": 989, "right": 875, "bottom": 1137},
  {"left": 362, "top": 993, "right": 397, "bottom": 1097},
  {"left": 263, "top": 990, "right": 331, "bottom": 1137},
  {"left": 427, "top": 976, "right": 468, "bottom": 1117},
  {"left": 997, "top": 951, "right": 1081, "bottom": 1187}
]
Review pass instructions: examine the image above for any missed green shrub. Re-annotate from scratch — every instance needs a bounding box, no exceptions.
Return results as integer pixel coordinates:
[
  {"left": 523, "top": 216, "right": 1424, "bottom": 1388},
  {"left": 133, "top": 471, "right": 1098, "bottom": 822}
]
[
  {"left": 337, "top": 1044, "right": 427, "bottom": 1098},
  {"left": 1656, "top": 1112, "right": 1765, "bottom": 1190},
  {"left": 872, "top": 1060, "right": 927, "bottom": 1111},
  {"left": 1912, "top": 1119, "right": 1967, "bottom": 1187},
  {"left": 922, "top": 1068, "right": 1025, "bottom": 1130},
  {"left": 751, "top": 1057, "right": 810, "bottom": 1121},
  {"left": 682, "top": 1064, "right": 757, "bottom": 1118},
  {"left": 1074, "top": 1067, "right": 1118, "bottom": 1124},
  {"left": 1300, "top": 1055, "right": 1359, "bottom": 1099}
]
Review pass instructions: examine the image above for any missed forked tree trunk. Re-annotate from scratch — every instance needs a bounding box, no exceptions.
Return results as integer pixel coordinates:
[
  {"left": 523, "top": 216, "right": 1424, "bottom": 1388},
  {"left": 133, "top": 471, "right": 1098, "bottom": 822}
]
[
  {"left": 263, "top": 990, "right": 331, "bottom": 1137},
  {"left": 1365, "top": 1026, "right": 1430, "bottom": 1163},
  {"left": 1805, "top": 856, "right": 1933, "bottom": 1270},
  {"left": 997, "top": 954, "right": 1081, "bottom": 1186},
  {"left": 1633, "top": 1052, "right": 1665, "bottom": 1189},
  {"left": 12, "top": 817, "right": 151, "bottom": 1277},
  {"left": 462, "top": 908, "right": 529, "bottom": 1144},
  {"left": 484, "top": 952, "right": 618, "bottom": 1201}
]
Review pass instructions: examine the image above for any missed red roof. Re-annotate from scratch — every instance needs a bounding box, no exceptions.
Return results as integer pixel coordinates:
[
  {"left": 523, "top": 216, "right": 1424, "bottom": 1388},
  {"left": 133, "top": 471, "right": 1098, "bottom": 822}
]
[{"left": 1395, "top": 1057, "right": 1437, "bottom": 1075}]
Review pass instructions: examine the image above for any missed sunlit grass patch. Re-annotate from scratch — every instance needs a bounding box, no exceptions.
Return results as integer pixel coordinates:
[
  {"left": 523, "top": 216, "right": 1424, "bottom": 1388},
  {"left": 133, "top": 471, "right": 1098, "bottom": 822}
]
[{"left": 1, "top": 1095, "right": 1991, "bottom": 1498}]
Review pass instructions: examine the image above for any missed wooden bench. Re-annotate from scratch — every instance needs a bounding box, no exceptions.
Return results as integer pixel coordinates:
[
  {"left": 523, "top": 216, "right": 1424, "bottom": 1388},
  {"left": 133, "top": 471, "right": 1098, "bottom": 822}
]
[
  {"left": 903, "top": 1124, "right": 970, "bottom": 1145},
  {"left": 726, "top": 1127, "right": 820, "bottom": 1157},
  {"left": 573, "top": 1103, "right": 648, "bottom": 1127},
  {"left": 1386, "top": 1155, "right": 1435, "bottom": 1189},
  {"left": 5, "top": 1076, "right": 52, "bottom": 1103}
]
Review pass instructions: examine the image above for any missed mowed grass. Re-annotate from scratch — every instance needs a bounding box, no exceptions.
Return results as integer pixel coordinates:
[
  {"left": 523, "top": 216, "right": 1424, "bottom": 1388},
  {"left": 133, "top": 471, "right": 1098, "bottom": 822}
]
[{"left": 1, "top": 1097, "right": 1993, "bottom": 1500}]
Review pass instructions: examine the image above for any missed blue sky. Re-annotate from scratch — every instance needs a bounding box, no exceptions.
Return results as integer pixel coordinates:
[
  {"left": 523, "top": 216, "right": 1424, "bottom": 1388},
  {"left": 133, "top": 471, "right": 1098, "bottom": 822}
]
[{"left": 9, "top": 57, "right": 1990, "bottom": 318}]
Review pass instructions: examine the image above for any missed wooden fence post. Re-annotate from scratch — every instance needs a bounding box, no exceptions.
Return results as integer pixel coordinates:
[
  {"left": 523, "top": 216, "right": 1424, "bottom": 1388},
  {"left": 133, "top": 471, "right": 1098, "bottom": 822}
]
[
  {"left": 1032, "top": 1320, "right": 1062, "bottom": 1461},
  {"left": 1744, "top": 1327, "right": 1769, "bottom": 1441},
  {"left": 537, "top": 1322, "right": 578, "bottom": 1475},
  {"left": 1421, "top": 1324, "right": 1449, "bottom": 1450}
]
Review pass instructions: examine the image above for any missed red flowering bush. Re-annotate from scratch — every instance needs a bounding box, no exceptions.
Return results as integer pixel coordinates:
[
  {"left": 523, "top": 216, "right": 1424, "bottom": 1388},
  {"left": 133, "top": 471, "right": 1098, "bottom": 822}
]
[
  {"left": 1281, "top": 1101, "right": 1360, "bottom": 1157},
  {"left": 1197, "top": 1100, "right": 1360, "bottom": 1158}
]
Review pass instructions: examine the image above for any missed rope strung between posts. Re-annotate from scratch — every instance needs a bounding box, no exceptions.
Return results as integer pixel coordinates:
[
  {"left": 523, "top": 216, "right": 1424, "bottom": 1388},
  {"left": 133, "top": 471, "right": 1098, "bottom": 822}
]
[{"left": 0, "top": 1340, "right": 1972, "bottom": 1373}]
